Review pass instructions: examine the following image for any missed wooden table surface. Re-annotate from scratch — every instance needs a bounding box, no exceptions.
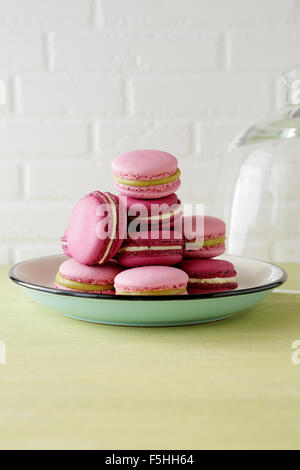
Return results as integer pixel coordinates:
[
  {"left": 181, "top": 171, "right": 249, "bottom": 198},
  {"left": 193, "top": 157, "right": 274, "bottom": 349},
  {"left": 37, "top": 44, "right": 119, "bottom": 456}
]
[{"left": 1, "top": 265, "right": 300, "bottom": 450}]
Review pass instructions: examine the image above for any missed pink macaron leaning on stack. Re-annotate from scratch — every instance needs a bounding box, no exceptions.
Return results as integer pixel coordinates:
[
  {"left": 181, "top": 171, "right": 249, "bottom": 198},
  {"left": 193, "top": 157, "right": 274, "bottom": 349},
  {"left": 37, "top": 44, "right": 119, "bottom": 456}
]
[
  {"left": 112, "top": 149, "right": 181, "bottom": 199},
  {"left": 179, "top": 259, "right": 238, "bottom": 294},
  {"left": 63, "top": 191, "right": 126, "bottom": 266},
  {"left": 116, "top": 229, "right": 184, "bottom": 267},
  {"left": 55, "top": 258, "right": 124, "bottom": 294},
  {"left": 61, "top": 229, "right": 71, "bottom": 257},
  {"left": 124, "top": 193, "right": 183, "bottom": 230},
  {"left": 183, "top": 215, "right": 226, "bottom": 259},
  {"left": 114, "top": 266, "right": 189, "bottom": 296}
]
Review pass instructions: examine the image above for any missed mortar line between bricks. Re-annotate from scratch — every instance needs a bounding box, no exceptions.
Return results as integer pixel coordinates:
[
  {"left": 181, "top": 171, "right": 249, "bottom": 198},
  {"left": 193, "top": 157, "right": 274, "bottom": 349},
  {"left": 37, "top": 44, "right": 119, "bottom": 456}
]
[
  {"left": 17, "top": 163, "right": 25, "bottom": 199},
  {"left": 13, "top": 72, "right": 275, "bottom": 80},
  {"left": 126, "top": 77, "right": 136, "bottom": 116},
  {"left": 193, "top": 122, "right": 201, "bottom": 155},
  {"left": 90, "top": 0, "right": 99, "bottom": 27},
  {"left": 88, "top": 121, "right": 98, "bottom": 156},
  {"left": 223, "top": 32, "right": 231, "bottom": 72},
  {"left": 12, "top": 76, "right": 22, "bottom": 114},
  {"left": 123, "top": 78, "right": 131, "bottom": 116},
  {"left": 292, "top": 0, "right": 299, "bottom": 26},
  {"left": 6, "top": 76, "right": 14, "bottom": 114},
  {"left": 45, "top": 32, "right": 55, "bottom": 72}
]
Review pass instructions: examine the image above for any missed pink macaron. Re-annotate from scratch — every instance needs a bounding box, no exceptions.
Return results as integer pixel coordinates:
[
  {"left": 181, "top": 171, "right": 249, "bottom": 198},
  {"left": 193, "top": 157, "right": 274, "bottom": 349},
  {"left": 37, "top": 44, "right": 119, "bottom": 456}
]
[
  {"left": 55, "top": 258, "right": 124, "bottom": 294},
  {"left": 116, "top": 229, "right": 184, "bottom": 267},
  {"left": 179, "top": 259, "right": 238, "bottom": 294},
  {"left": 112, "top": 149, "right": 181, "bottom": 199},
  {"left": 64, "top": 191, "right": 126, "bottom": 266},
  {"left": 123, "top": 193, "right": 183, "bottom": 230},
  {"left": 183, "top": 215, "right": 226, "bottom": 259},
  {"left": 114, "top": 266, "right": 188, "bottom": 296},
  {"left": 61, "top": 229, "right": 71, "bottom": 257}
]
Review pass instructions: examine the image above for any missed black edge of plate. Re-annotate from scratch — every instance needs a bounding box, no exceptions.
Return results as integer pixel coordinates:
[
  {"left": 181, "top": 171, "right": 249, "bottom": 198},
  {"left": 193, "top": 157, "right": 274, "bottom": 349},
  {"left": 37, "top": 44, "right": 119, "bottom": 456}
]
[{"left": 8, "top": 257, "right": 288, "bottom": 301}]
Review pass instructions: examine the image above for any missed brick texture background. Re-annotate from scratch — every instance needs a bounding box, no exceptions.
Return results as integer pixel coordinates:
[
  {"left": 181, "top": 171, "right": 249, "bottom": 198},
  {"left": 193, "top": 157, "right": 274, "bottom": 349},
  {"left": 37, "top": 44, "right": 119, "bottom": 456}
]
[{"left": 0, "top": 0, "right": 299, "bottom": 264}]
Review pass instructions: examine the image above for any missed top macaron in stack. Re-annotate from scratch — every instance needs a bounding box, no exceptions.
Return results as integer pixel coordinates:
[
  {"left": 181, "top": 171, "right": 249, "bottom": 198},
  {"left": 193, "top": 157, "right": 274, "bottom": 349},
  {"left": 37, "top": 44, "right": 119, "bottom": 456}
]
[
  {"left": 112, "top": 149, "right": 181, "bottom": 199},
  {"left": 55, "top": 149, "right": 238, "bottom": 296}
]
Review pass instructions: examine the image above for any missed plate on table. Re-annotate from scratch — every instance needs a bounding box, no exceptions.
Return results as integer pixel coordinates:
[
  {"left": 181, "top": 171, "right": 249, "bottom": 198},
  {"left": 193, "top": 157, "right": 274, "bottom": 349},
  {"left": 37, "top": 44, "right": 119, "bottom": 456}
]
[{"left": 9, "top": 254, "right": 287, "bottom": 327}]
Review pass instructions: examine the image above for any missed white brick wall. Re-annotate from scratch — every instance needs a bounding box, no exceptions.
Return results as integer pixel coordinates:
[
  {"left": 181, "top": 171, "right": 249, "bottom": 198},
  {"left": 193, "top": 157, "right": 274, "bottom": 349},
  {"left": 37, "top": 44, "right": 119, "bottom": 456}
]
[
  {"left": 230, "top": 30, "right": 300, "bottom": 72},
  {"left": 27, "top": 162, "right": 115, "bottom": 199},
  {"left": 20, "top": 76, "right": 123, "bottom": 115},
  {"left": 96, "top": 119, "right": 192, "bottom": 159},
  {"left": 0, "top": 0, "right": 299, "bottom": 264},
  {"left": 0, "top": 163, "right": 20, "bottom": 197},
  {"left": 0, "top": 0, "right": 91, "bottom": 26},
  {"left": 98, "top": 0, "right": 295, "bottom": 28},
  {"left": 0, "top": 29, "right": 44, "bottom": 71},
  {"left": 0, "top": 120, "right": 89, "bottom": 156},
  {"left": 53, "top": 30, "right": 222, "bottom": 72},
  {"left": 130, "top": 75, "right": 274, "bottom": 115}
]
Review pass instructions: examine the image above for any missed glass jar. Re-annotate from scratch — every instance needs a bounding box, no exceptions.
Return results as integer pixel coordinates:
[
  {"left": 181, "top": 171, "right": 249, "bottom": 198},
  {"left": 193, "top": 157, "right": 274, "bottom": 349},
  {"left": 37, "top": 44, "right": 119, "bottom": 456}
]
[{"left": 214, "top": 65, "right": 300, "bottom": 293}]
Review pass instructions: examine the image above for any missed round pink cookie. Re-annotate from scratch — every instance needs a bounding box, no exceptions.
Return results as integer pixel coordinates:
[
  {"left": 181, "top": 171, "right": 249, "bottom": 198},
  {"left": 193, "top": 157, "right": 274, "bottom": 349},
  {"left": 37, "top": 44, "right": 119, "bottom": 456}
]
[
  {"left": 55, "top": 258, "right": 123, "bottom": 294},
  {"left": 116, "top": 229, "right": 184, "bottom": 267},
  {"left": 65, "top": 191, "right": 126, "bottom": 266},
  {"left": 112, "top": 149, "right": 181, "bottom": 199},
  {"left": 114, "top": 266, "right": 188, "bottom": 296},
  {"left": 123, "top": 193, "right": 183, "bottom": 229},
  {"left": 183, "top": 215, "right": 226, "bottom": 259},
  {"left": 179, "top": 259, "right": 238, "bottom": 294}
]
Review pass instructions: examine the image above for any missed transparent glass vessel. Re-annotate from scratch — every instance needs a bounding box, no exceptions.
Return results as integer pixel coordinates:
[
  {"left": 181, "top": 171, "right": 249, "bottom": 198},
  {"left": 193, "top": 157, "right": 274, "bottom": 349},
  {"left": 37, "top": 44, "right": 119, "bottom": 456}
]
[{"left": 214, "top": 65, "right": 300, "bottom": 293}]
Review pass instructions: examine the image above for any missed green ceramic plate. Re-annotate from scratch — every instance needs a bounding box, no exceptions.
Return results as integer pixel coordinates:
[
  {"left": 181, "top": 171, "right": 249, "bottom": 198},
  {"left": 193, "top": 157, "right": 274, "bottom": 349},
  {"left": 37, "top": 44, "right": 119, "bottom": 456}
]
[{"left": 9, "top": 254, "right": 287, "bottom": 327}]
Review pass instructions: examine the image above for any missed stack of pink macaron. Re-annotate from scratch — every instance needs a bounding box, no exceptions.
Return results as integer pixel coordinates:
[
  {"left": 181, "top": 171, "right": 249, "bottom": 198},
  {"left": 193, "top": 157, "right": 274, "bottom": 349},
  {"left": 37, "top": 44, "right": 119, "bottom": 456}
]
[{"left": 55, "top": 149, "right": 238, "bottom": 296}]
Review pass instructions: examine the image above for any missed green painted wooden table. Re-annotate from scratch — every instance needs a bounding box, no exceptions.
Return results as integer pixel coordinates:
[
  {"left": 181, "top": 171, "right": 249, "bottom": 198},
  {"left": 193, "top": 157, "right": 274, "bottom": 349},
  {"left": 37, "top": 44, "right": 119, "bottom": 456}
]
[{"left": 1, "top": 265, "right": 300, "bottom": 450}]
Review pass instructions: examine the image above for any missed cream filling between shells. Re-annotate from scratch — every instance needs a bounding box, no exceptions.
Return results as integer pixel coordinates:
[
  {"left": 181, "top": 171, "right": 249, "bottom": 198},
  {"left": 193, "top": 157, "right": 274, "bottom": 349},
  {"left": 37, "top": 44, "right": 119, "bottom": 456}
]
[
  {"left": 130, "top": 205, "right": 182, "bottom": 222},
  {"left": 119, "top": 245, "right": 182, "bottom": 253},
  {"left": 98, "top": 194, "right": 117, "bottom": 264},
  {"left": 189, "top": 277, "right": 236, "bottom": 284}
]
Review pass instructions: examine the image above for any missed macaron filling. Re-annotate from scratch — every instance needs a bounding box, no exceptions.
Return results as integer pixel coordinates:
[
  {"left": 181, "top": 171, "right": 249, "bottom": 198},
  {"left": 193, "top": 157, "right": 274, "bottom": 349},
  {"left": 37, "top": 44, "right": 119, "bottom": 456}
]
[
  {"left": 189, "top": 276, "right": 237, "bottom": 284},
  {"left": 118, "top": 245, "right": 182, "bottom": 252},
  {"left": 129, "top": 204, "right": 182, "bottom": 222},
  {"left": 97, "top": 193, "right": 117, "bottom": 264},
  {"left": 55, "top": 272, "right": 114, "bottom": 292},
  {"left": 113, "top": 169, "right": 180, "bottom": 187},
  {"left": 185, "top": 235, "right": 225, "bottom": 250},
  {"left": 116, "top": 287, "right": 186, "bottom": 296}
]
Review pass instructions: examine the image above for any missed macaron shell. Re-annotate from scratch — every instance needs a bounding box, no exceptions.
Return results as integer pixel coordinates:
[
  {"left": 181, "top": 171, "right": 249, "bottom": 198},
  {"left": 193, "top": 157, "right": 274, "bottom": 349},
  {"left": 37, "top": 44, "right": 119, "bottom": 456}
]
[
  {"left": 183, "top": 215, "right": 226, "bottom": 241},
  {"left": 183, "top": 243, "right": 225, "bottom": 259},
  {"left": 59, "top": 258, "right": 123, "bottom": 284},
  {"left": 55, "top": 259, "right": 123, "bottom": 294},
  {"left": 180, "top": 258, "right": 236, "bottom": 276},
  {"left": 114, "top": 178, "right": 181, "bottom": 199},
  {"left": 66, "top": 192, "right": 124, "bottom": 265},
  {"left": 117, "top": 253, "right": 183, "bottom": 268},
  {"left": 188, "top": 284, "right": 238, "bottom": 294},
  {"left": 112, "top": 149, "right": 178, "bottom": 179},
  {"left": 124, "top": 193, "right": 179, "bottom": 210},
  {"left": 114, "top": 265, "right": 188, "bottom": 294}
]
